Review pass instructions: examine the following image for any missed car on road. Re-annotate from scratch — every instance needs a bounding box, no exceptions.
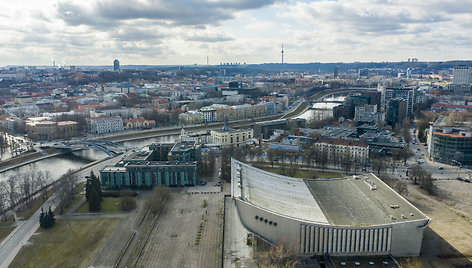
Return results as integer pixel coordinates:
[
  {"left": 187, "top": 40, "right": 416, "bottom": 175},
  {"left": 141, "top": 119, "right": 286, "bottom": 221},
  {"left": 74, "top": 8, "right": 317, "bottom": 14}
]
[
  {"left": 464, "top": 179, "right": 471, "bottom": 183},
  {"left": 457, "top": 177, "right": 464, "bottom": 181},
  {"left": 200, "top": 180, "right": 207, "bottom": 186},
  {"left": 438, "top": 167, "right": 444, "bottom": 170}
]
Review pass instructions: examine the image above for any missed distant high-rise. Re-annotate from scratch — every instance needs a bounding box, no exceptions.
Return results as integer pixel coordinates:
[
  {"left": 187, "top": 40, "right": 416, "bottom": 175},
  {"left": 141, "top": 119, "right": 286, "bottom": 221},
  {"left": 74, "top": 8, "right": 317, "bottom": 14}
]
[
  {"left": 452, "top": 65, "right": 471, "bottom": 85},
  {"left": 333, "top": 65, "right": 339, "bottom": 78},
  {"left": 113, "top": 59, "right": 120, "bottom": 72},
  {"left": 386, "top": 98, "right": 407, "bottom": 128}
]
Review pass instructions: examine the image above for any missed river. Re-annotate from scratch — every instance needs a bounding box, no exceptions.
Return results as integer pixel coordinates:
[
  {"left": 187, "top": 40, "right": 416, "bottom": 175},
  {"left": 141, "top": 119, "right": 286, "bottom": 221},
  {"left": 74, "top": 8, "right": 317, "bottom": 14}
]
[
  {"left": 297, "top": 95, "right": 347, "bottom": 121},
  {"left": 0, "top": 134, "right": 178, "bottom": 183}
]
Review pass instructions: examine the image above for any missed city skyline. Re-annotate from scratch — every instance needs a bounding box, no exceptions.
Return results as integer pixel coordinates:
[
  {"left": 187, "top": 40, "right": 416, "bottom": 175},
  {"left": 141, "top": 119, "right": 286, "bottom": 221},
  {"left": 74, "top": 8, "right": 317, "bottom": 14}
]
[{"left": 1, "top": 0, "right": 472, "bottom": 66}]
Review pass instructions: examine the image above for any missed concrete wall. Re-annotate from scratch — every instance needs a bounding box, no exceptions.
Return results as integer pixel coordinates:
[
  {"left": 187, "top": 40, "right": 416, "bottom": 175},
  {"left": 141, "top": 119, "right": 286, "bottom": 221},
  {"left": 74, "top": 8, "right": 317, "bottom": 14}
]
[{"left": 235, "top": 199, "right": 428, "bottom": 257}]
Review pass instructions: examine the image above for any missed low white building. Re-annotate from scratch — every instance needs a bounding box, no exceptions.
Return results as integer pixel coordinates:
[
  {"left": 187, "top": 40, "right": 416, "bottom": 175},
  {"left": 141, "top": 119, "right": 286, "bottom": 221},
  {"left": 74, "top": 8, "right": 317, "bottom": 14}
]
[
  {"left": 315, "top": 137, "right": 369, "bottom": 164},
  {"left": 210, "top": 126, "right": 253, "bottom": 147},
  {"left": 87, "top": 116, "right": 123, "bottom": 134}
]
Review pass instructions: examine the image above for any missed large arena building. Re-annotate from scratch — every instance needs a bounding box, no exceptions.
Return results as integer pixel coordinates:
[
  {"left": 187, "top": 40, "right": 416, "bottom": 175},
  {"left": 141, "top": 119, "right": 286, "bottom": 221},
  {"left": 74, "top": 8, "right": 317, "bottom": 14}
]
[{"left": 231, "top": 159, "right": 430, "bottom": 257}]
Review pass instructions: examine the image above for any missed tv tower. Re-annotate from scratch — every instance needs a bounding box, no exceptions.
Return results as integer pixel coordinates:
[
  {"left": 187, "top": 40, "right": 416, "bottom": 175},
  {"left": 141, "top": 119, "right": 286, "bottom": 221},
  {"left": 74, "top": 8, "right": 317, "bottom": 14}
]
[{"left": 281, "top": 43, "right": 284, "bottom": 64}]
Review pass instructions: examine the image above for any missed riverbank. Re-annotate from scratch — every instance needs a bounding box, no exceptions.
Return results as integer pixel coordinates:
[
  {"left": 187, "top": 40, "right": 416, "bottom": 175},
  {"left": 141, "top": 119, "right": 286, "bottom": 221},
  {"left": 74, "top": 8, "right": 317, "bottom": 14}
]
[{"left": 0, "top": 149, "right": 82, "bottom": 174}]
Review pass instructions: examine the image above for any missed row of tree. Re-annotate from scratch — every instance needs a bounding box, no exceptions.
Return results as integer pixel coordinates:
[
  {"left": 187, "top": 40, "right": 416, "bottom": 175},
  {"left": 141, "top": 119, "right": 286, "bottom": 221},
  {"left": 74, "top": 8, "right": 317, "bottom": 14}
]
[{"left": 0, "top": 170, "right": 51, "bottom": 221}]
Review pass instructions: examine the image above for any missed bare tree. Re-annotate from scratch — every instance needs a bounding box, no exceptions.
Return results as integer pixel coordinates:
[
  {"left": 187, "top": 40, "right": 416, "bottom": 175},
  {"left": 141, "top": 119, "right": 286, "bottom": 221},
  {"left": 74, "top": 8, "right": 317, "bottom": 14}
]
[
  {"left": 419, "top": 171, "right": 435, "bottom": 195},
  {"left": 370, "top": 156, "right": 385, "bottom": 175},
  {"left": 267, "top": 150, "right": 276, "bottom": 168},
  {"left": 254, "top": 242, "right": 299, "bottom": 268},
  {"left": 0, "top": 181, "right": 8, "bottom": 221},
  {"left": 409, "top": 164, "right": 423, "bottom": 185},
  {"left": 54, "top": 169, "right": 78, "bottom": 214},
  {"left": 145, "top": 186, "right": 170, "bottom": 216},
  {"left": 394, "top": 181, "right": 409, "bottom": 196},
  {"left": 7, "top": 175, "right": 18, "bottom": 208},
  {"left": 19, "top": 171, "right": 33, "bottom": 205}
]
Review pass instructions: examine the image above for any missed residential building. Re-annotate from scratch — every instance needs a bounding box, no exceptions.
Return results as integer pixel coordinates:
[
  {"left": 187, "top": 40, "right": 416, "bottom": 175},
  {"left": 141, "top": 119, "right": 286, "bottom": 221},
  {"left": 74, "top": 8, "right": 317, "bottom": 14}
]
[
  {"left": 354, "top": 104, "right": 384, "bottom": 124},
  {"left": 211, "top": 126, "right": 253, "bottom": 147},
  {"left": 384, "top": 87, "right": 415, "bottom": 115},
  {"left": 87, "top": 116, "right": 123, "bottom": 134},
  {"left": 452, "top": 65, "right": 471, "bottom": 85},
  {"left": 178, "top": 111, "right": 204, "bottom": 125},
  {"left": 314, "top": 137, "right": 369, "bottom": 164},
  {"left": 123, "top": 118, "right": 155, "bottom": 129}
]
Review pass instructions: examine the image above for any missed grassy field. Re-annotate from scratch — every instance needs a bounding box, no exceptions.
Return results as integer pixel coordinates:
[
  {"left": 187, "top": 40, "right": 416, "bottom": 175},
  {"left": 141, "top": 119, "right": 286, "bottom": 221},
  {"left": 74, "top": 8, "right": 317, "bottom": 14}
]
[
  {"left": 0, "top": 216, "right": 15, "bottom": 227},
  {"left": 10, "top": 218, "right": 119, "bottom": 268},
  {"left": 0, "top": 227, "right": 15, "bottom": 243},
  {"left": 16, "top": 195, "right": 49, "bottom": 220},
  {"left": 256, "top": 165, "right": 341, "bottom": 179},
  {"left": 76, "top": 197, "right": 130, "bottom": 213}
]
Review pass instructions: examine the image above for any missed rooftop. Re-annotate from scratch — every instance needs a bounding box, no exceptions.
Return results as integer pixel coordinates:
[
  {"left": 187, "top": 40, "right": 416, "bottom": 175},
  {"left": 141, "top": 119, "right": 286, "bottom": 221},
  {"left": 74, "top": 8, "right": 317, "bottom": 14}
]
[
  {"left": 305, "top": 174, "right": 428, "bottom": 226},
  {"left": 236, "top": 160, "right": 328, "bottom": 224},
  {"left": 233, "top": 160, "right": 429, "bottom": 226}
]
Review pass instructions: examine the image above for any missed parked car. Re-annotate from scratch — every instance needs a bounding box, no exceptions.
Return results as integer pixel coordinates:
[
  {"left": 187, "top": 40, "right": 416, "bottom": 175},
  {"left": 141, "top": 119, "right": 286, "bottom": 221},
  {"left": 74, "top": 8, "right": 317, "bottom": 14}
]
[
  {"left": 457, "top": 177, "right": 464, "bottom": 181},
  {"left": 464, "top": 179, "right": 471, "bottom": 183},
  {"left": 200, "top": 180, "right": 207, "bottom": 186},
  {"left": 438, "top": 167, "right": 444, "bottom": 170}
]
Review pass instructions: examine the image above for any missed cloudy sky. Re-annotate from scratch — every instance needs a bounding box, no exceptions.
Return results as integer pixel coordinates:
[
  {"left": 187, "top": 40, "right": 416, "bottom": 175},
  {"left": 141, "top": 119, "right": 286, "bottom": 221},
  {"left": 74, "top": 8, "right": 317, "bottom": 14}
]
[{"left": 1, "top": 0, "right": 472, "bottom": 66}]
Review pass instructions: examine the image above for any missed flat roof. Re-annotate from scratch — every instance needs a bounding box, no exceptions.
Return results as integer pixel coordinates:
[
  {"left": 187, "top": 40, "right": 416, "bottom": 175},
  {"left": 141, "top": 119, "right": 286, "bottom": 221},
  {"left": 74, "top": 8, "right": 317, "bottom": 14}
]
[{"left": 305, "top": 174, "right": 428, "bottom": 226}]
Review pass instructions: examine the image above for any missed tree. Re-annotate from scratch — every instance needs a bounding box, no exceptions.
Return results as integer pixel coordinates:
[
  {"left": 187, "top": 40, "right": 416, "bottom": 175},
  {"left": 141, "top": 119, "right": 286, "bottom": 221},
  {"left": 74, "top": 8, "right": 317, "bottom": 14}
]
[
  {"left": 86, "top": 171, "right": 102, "bottom": 203},
  {"left": 39, "top": 207, "right": 55, "bottom": 229},
  {"left": 55, "top": 169, "right": 78, "bottom": 214},
  {"left": 145, "top": 186, "right": 169, "bottom": 216},
  {"left": 394, "top": 181, "right": 409, "bottom": 196},
  {"left": 419, "top": 171, "right": 435, "bottom": 195},
  {"left": 370, "top": 156, "right": 385, "bottom": 175},
  {"left": 267, "top": 150, "right": 276, "bottom": 168},
  {"left": 254, "top": 242, "right": 299, "bottom": 268},
  {"left": 88, "top": 187, "right": 101, "bottom": 212},
  {"left": 0, "top": 182, "right": 8, "bottom": 221},
  {"left": 120, "top": 196, "right": 137, "bottom": 211},
  {"left": 7, "top": 175, "right": 17, "bottom": 208},
  {"left": 409, "top": 164, "right": 423, "bottom": 185}
]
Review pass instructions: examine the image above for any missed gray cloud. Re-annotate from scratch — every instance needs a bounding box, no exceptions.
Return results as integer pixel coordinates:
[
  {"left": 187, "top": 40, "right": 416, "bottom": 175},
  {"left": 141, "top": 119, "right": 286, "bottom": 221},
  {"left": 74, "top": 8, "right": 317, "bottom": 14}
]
[
  {"left": 297, "top": 1, "right": 446, "bottom": 35},
  {"left": 185, "top": 33, "right": 234, "bottom": 42},
  {"left": 57, "top": 0, "right": 284, "bottom": 29}
]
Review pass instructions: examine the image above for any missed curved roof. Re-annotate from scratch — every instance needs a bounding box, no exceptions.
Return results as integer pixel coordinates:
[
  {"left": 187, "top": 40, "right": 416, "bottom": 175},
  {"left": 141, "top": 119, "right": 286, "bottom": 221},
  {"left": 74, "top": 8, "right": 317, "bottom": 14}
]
[{"left": 232, "top": 159, "right": 328, "bottom": 224}]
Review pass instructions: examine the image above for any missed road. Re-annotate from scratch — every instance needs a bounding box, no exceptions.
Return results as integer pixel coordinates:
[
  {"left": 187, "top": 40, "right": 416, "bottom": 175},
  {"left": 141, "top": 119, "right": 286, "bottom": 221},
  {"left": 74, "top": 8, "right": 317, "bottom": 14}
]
[
  {"left": 0, "top": 155, "right": 123, "bottom": 268},
  {"left": 406, "top": 128, "right": 470, "bottom": 180}
]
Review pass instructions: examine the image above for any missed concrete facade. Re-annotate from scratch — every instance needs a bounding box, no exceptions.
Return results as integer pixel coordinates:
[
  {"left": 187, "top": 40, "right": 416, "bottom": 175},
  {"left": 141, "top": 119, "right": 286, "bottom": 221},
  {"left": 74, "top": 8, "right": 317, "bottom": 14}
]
[{"left": 231, "top": 159, "right": 430, "bottom": 257}]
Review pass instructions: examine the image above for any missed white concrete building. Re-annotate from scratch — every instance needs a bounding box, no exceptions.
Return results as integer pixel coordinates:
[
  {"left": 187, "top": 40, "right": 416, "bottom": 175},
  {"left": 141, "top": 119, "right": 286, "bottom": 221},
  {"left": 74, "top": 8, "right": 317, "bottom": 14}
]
[
  {"left": 315, "top": 137, "right": 369, "bottom": 164},
  {"left": 452, "top": 65, "right": 471, "bottom": 85},
  {"left": 231, "top": 159, "right": 430, "bottom": 257},
  {"left": 211, "top": 126, "right": 253, "bottom": 147},
  {"left": 87, "top": 116, "right": 123, "bottom": 134}
]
